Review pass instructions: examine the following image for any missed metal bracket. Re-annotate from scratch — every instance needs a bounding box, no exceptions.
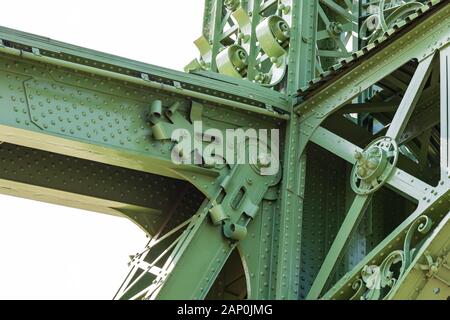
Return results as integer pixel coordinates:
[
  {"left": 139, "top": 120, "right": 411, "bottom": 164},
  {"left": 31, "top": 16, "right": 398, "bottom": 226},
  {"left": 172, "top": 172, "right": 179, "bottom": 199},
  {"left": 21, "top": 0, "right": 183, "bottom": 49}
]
[
  {"left": 148, "top": 98, "right": 281, "bottom": 241},
  {"left": 209, "top": 159, "right": 280, "bottom": 241}
]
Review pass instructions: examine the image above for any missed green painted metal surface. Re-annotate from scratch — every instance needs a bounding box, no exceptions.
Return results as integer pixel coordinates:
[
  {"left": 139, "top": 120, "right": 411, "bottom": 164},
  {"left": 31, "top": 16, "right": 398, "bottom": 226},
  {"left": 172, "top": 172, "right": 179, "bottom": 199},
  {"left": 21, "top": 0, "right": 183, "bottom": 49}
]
[{"left": 0, "top": 0, "right": 449, "bottom": 300}]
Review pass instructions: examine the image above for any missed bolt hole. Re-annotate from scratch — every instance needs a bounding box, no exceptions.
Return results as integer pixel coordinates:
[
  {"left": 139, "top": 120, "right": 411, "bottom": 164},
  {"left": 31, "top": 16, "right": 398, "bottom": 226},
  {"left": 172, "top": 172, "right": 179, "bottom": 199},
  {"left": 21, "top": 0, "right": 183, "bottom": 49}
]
[{"left": 231, "top": 187, "right": 246, "bottom": 210}]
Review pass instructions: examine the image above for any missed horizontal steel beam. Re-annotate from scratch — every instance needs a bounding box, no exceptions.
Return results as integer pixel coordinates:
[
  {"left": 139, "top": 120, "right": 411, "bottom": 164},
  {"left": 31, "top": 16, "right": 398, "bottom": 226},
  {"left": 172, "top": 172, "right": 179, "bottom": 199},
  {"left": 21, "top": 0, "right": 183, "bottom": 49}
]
[
  {"left": 0, "top": 26, "right": 289, "bottom": 114},
  {"left": 0, "top": 48, "right": 267, "bottom": 191},
  {"left": 0, "top": 143, "right": 203, "bottom": 234}
]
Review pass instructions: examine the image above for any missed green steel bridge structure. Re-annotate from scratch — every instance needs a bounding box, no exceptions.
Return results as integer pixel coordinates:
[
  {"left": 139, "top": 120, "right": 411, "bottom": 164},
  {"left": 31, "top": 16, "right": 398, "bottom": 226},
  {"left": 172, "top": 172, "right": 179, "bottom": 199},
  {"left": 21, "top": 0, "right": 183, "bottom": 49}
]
[{"left": 0, "top": 0, "right": 449, "bottom": 300}]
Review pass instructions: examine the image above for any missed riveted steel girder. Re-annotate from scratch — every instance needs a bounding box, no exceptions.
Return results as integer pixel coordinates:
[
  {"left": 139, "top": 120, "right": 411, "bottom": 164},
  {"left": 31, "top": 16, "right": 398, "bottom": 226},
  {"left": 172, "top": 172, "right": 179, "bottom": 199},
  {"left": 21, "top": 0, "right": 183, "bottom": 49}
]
[
  {"left": 0, "top": 23, "right": 284, "bottom": 300},
  {"left": 309, "top": 42, "right": 450, "bottom": 301},
  {"left": 0, "top": 0, "right": 449, "bottom": 301},
  {"left": 0, "top": 31, "right": 283, "bottom": 193},
  {"left": 390, "top": 212, "right": 450, "bottom": 300}
]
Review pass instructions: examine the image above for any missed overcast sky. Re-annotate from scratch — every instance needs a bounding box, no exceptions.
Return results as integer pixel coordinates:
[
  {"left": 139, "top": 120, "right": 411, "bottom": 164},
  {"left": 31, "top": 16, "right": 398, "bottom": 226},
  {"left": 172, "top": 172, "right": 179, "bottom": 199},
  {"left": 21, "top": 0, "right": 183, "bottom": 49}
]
[{"left": 0, "top": 0, "right": 204, "bottom": 299}]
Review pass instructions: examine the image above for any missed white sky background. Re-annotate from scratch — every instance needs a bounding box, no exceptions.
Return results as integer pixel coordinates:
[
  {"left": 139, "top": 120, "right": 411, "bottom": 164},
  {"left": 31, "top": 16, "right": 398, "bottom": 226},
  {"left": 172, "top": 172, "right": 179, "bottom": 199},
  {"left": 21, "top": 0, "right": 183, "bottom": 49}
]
[{"left": 0, "top": 0, "right": 204, "bottom": 299}]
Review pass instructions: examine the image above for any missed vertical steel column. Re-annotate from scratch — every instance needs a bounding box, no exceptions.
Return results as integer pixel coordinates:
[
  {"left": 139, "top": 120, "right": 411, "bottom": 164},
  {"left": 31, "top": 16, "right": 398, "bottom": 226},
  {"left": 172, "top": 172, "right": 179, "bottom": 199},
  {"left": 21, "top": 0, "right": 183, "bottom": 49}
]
[
  {"left": 441, "top": 45, "right": 450, "bottom": 180},
  {"left": 245, "top": 0, "right": 262, "bottom": 81},
  {"left": 286, "top": 0, "right": 318, "bottom": 94},
  {"left": 210, "top": 0, "right": 225, "bottom": 71},
  {"left": 202, "top": 0, "right": 215, "bottom": 38},
  {"left": 275, "top": 0, "right": 318, "bottom": 299}
]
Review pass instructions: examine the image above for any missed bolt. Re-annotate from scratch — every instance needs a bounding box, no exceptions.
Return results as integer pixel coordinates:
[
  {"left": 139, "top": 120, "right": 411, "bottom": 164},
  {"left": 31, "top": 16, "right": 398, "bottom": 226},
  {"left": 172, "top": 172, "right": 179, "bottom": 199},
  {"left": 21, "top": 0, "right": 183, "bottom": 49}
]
[
  {"left": 281, "top": 4, "right": 291, "bottom": 15},
  {"left": 257, "top": 153, "right": 271, "bottom": 168},
  {"left": 357, "top": 167, "right": 367, "bottom": 177},
  {"left": 355, "top": 151, "right": 363, "bottom": 161},
  {"left": 367, "top": 160, "right": 378, "bottom": 170}
]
